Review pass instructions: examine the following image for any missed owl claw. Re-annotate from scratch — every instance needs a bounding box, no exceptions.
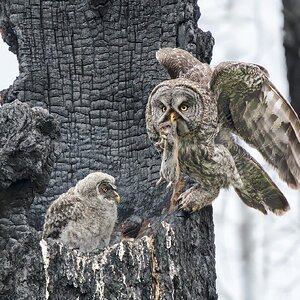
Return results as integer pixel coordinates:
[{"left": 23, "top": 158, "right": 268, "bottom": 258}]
[
  {"left": 176, "top": 197, "right": 193, "bottom": 212},
  {"left": 177, "top": 196, "right": 200, "bottom": 212},
  {"left": 175, "top": 202, "right": 183, "bottom": 211},
  {"left": 176, "top": 185, "right": 214, "bottom": 212}
]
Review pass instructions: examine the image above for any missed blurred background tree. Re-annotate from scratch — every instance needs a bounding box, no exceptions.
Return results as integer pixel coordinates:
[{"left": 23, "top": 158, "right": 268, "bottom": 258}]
[
  {"left": 200, "top": 1, "right": 300, "bottom": 299},
  {"left": 282, "top": 0, "right": 300, "bottom": 116}
]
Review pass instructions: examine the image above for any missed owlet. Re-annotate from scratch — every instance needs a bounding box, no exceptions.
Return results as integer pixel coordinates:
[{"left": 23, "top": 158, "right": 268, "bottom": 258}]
[{"left": 42, "top": 172, "right": 120, "bottom": 252}]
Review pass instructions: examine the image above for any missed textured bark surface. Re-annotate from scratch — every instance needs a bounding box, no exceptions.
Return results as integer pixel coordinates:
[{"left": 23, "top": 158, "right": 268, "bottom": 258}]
[
  {"left": 0, "top": 100, "right": 60, "bottom": 299},
  {"left": 42, "top": 209, "right": 216, "bottom": 300},
  {"left": 283, "top": 0, "right": 300, "bottom": 116},
  {"left": 0, "top": 0, "right": 217, "bottom": 299}
]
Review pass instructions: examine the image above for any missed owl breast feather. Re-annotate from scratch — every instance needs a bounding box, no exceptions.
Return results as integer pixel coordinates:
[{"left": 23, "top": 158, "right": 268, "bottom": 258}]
[{"left": 178, "top": 138, "right": 239, "bottom": 190}]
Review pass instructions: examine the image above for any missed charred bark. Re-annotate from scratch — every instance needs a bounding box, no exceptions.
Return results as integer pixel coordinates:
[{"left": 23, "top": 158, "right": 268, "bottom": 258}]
[
  {"left": 0, "top": 0, "right": 216, "bottom": 299},
  {"left": 42, "top": 209, "right": 216, "bottom": 300},
  {"left": 0, "top": 100, "right": 60, "bottom": 299},
  {"left": 282, "top": 0, "right": 300, "bottom": 116}
]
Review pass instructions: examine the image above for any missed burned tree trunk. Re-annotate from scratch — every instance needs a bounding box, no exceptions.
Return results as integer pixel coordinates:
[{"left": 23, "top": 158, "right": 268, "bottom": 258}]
[
  {"left": 283, "top": 0, "right": 300, "bottom": 116},
  {"left": 0, "top": 100, "right": 61, "bottom": 299},
  {"left": 42, "top": 209, "right": 216, "bottom": 299},
  {"left": 0, "top": 0, "right": 216, "bottom": 299}
]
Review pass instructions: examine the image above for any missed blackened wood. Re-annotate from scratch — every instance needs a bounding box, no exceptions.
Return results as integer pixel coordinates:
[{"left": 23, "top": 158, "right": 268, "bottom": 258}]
[{"left": 0, "top": 1, "right": 216, "bottom": 299}]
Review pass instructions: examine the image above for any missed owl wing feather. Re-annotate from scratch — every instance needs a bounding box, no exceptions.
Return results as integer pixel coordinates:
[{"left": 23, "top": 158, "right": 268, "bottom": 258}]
[
  {"left": 210, "top": 62, "right": 300, "bottom": 188},
  {"left": 156, "top": 48, "right": 201, "bottom": 79},
  {"left": 42, "top": 187, "right": 84, "bottom": 239},
  {"left": 229, "top": 142, "right": 290, "bottom": 215}
]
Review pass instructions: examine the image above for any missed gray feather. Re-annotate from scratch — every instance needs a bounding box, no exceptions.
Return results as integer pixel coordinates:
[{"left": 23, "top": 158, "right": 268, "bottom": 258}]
[
  {"left": 42, "top": 172, "right": 119, "bottom": 252},
  {"left": 146, "top": 47, "right": 300, "bottom": 215}
]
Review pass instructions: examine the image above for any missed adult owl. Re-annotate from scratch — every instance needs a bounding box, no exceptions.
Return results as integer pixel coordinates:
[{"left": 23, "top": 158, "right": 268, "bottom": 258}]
[
  {"left": 146, "top": 47, "right": 300, "bottom": 214},
  {"left": 42, "top": 172, "right": 120, "bottom": 252}
]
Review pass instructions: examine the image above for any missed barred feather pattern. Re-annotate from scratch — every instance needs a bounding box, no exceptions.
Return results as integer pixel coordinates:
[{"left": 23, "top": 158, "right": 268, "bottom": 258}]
[
  {"left": 211, "top": 62, "right": 300, "bottom": 188},
  {"left": 146, "top": 47, "right": 300, "bottom": 214}
]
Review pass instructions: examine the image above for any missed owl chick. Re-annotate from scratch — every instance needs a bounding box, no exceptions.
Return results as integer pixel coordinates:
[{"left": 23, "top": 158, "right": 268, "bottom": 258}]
[
  {"left": 146, "top": 47, "right": 300, "bottom": 215},
  {"left": 42, "top": 172, "right": 120, "bottom": 252}
]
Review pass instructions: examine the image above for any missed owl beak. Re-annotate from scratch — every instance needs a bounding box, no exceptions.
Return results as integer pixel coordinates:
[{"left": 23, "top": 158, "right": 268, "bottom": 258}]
[
  {"left": 170, "top": 111, "right": 177, "bottom": 124},
  {"left": 114, "top": 191, "right": 121, "bottom": 205},
  {"left": 109, "top": 183, "right": 120, "bottom": 204}
]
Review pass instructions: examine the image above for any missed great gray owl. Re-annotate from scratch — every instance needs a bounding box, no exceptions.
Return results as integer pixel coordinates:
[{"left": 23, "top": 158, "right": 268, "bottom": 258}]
[
  {"left": 146, "top": 47, "right": 300, "bottom": 214},
  {"left": 42, "top": 172, "right": 120, "bottom": 252}
]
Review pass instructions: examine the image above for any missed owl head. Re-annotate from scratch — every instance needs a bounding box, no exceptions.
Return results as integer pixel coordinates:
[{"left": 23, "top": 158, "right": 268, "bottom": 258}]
[
  {"left": 146, "top": 78, "right": 218, "bottom": 144},
  {"left": 74, "top": 172, "right": 120, "bottom": 205}
]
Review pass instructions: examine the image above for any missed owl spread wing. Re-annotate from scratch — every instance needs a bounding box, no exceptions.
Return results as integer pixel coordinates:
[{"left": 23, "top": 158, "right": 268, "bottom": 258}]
[
  {"left": 210, "top": 62, "right": 300, "bottom": 188},
  {"left": 42, "top": 188, "right": 84, "bottom": 239},
  {"left": 154, "top": 47, "right": 300, "bottom": 188}
]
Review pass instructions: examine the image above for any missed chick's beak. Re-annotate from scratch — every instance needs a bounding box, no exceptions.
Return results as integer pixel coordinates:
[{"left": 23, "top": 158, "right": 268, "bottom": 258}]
[
  {"left": 170, "top": 111, "right": 177, "bottom": 125},
  {"left": 114, "top": 191, "right": 120, "bottom": 204}
]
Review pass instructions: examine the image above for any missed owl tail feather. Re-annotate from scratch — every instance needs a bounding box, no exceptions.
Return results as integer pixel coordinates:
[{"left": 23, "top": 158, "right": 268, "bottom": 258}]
[{"left": 232, "top": 145, "right": 290, "bottom": 215}]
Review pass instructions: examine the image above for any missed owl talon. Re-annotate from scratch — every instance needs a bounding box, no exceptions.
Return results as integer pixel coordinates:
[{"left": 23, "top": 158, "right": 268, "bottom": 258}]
[
  {"left": 176, "top": 183, "right": 216, "bottom": 212},
  {"left": 177, "top": 196, "right": 199, "bottom": 212},
  {"left": 175, "top": 195, "right": 193, "bottom": 212},
  {"left": 175, "top": 200, "right": 184, "bottom": 211}
]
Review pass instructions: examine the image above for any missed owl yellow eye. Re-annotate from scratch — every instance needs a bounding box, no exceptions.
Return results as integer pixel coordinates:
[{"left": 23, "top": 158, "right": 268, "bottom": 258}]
[
  {"left": 179, "top": 104, "right": 188, "bottom": 112},
  {"left": 162, "top": 105, "right": 167, "bottom": 112}
]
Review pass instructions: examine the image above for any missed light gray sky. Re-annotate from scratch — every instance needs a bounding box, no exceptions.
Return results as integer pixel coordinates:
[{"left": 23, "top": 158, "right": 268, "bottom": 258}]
[{"left": 0, "top": 38, "right": 18, "bottom": 90}]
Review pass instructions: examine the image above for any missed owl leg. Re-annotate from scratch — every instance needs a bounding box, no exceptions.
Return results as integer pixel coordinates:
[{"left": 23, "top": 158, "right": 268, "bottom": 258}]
[
  {"left": 169, "top": 175, "right": 186, "bottom": 211},
  {"left": 177, "top": 184, "right": 219, "bottom": 212}
]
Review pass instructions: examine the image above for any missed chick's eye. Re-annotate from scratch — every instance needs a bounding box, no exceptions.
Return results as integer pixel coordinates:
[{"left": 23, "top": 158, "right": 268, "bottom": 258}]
[
  {"left": 179, "top": 104, "right": 188, "bottom": 112},
  {"left": 102, "top": 186, "right": 108, "bottom": 193},
  {"left": 161, "top": 105, "right": 167, "bottom": 112},
  {"left": 98, "top": 183, "right": 110, "bottom": 193}
]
